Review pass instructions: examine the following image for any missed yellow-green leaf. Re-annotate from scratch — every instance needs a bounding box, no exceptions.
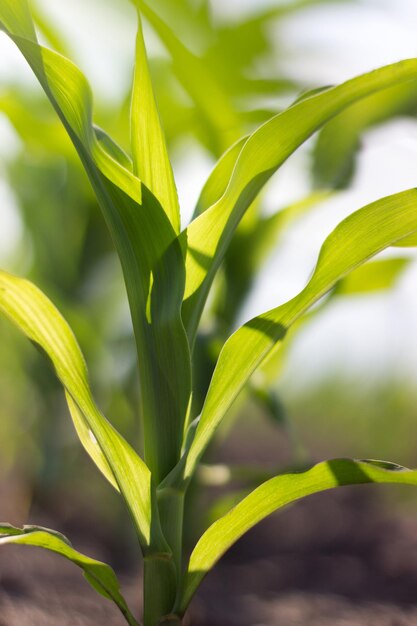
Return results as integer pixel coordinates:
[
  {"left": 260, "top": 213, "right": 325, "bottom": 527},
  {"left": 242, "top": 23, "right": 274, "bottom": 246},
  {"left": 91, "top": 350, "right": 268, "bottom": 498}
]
[
  {"left": 136, "top": 0, "right": 241, "bottom": 154},
  {"left": 0, "top": 524, "right": 139, "bottom": 626},
  {"left": 130, "top": 7, "right": 180, "bottom": 232},
  {"left": 0, "top": 271, "right": 161, "bottom": 553},
  {"left": 183, "top": 189, "right": 417, "bottom": 480},
  {"left": 180, "top": 458, "right": 417, "bottom": 612},
  {"left": 0, "top": 0, "right": 191, "bottom": 483},
  {"left": 182, "top": 59, "right": 417, "bottom": 341}
]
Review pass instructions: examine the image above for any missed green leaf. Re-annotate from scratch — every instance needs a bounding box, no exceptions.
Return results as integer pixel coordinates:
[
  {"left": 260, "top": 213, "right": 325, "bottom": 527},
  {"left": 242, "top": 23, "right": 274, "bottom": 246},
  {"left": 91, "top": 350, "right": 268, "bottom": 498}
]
[
  {"left": 181, "top": 189, "right": 417, "bottom": 481},
  {"left": 333, "top": 257, "right": 411, "bottom": 295},
  {"left": 135, "top": 0, "right": 241, "bottom": 154},
  {"left": 193, "top": 136, "right": 248, "bottom": 219},
  {"left": 182, "top": 59, "right": 417, "bottom": 342},
  {"left": 0, "top": 524, "right": 139, "bottom": 626},
  {"left": 258, "top": 256, "right": 412, "bottom": 390},
  {"left": 94, "top": 124, "right": 133, "bottom": 171},
  {"left": 313, "top": 80, "right": 417, "bottom": 189},
  {"left": 0, "top": 0, "right": 191, "bottom": 483},
  {"left": 0, "top": 271, "right": 164, "bottom": 553},
  {"left": 130, "top": 7, "right": 180, "bottom": 232},
  {"left": 217, "top": 192, "right": 331, "bottom": 331},
  {"left": 179, "top": 458, "right": 417, "bottom": 612},
  {"left": 394, "top": 231, "right": 417, "bottom": 247},
  {"left": 0, "top": 0, "right": 36, "bottom": 39}
]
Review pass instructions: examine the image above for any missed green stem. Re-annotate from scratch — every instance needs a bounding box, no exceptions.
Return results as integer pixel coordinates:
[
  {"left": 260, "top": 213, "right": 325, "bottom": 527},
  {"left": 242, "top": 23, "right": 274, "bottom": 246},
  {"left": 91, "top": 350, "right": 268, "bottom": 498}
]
[
  {"left": 157, "top": 487, "right": 184, "bottom": 570},
  {"left": 141, "top": 487, "right": 185, "bottom": 625},
  {"left": 123, "top": 607, "right": 142, "bottom": 626},
  {"left": 143, "top": 553, "right": 177, "bottom": 626}
]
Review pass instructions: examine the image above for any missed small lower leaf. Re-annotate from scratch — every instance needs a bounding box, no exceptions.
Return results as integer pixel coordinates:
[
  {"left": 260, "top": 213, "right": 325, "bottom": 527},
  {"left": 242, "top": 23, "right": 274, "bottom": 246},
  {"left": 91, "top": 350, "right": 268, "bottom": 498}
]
[{"left": 0, "top": 525, "right": 140, "bottom": 626}]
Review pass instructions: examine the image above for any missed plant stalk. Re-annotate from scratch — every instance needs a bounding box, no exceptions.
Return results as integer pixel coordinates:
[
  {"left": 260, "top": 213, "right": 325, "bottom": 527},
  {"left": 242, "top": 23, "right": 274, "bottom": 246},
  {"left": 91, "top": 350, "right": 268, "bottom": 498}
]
[
  {"left": 157, "top": 487, "right": 185, "bottom": 570},
  {"left": 143, "top": 488, "right": 185, "bottom": 626},
  {"left": 143, "top": 553, "right": 177, "bottom": 626}
]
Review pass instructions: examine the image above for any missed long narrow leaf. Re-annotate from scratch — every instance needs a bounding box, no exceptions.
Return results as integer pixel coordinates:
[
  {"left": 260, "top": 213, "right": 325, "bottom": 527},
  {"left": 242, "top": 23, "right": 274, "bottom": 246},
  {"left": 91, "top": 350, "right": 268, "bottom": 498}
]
[
  {"left": 258, "top": 256, "right": 412, "bottom": 386},
  {"left": 0, "top": 0, "right": 191, "bottom": 483},
  {"left": 0, "top": 524, "right": 139, "bottom": 626},
  {"left": 182, "top": 189, "right": 417, "bottom": 481},
  {"left": 0, "top": 271, "right": 164, "bottom": 553},
  {"left": 182, "top": 59, "right": 417, "bottom": 341},
  {"left": 179, "top": 458, "right": 417, "bottom": 612},
  {"left": 131, "top": 8, "right": 180, "bottom": 232}
]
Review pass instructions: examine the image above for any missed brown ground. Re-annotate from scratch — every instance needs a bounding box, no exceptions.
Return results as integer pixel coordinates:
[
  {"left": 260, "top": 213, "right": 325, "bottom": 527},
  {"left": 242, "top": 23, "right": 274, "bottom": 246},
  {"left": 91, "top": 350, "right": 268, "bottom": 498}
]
[{"left": 1, "top": 485, "right": 417, "bottom": 625}]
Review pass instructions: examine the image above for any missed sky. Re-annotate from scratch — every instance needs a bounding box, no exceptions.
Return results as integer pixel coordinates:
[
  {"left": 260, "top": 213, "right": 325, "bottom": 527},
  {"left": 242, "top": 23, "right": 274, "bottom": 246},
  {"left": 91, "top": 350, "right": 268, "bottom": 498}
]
[{"left": 1, "top": 0, "right": 417, "bottom": 389}]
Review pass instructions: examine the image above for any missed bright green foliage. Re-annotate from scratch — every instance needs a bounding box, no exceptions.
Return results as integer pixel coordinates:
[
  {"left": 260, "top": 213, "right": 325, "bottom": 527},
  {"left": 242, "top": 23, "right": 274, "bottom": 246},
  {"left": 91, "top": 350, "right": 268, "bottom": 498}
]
[
  {"left": 1, "top": 1, "right": 417, "bottom": 625},
  {"left": 181, "top": 59, "right": 417, "bottom": 342},
  {"left": 181, "top": 459, "right": 417, "bottom": 611},
  {"left": 0, "top": 270, "right": 163, "bottom": 552},
  {"left": 130, "top": 7, "right": 180, "bottom": 233},
  {"left": 182, "top": 189, "right": 417, "bottom": 482},
  {"left": 136, "top": 0, "right": 241, "bottom": 154},
  {"left": 0, "top": 0, "right": 191, "bottom": 484}
]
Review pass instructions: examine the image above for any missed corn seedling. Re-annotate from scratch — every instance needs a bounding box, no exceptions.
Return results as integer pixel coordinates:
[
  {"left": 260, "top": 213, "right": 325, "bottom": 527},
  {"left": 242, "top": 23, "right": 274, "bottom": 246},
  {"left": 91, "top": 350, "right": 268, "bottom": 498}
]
[
  {"left": 3, "top": 2, "right": 417, "bottom": 625},
  {"left": 0, "top": 0, "right": 341, "bottom": 492}
]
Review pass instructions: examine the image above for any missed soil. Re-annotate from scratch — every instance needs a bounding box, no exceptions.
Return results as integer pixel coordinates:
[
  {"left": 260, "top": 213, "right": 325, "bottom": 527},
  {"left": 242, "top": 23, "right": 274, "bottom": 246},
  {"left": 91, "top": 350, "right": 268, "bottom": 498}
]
[{"left": 2, "top": 484, "right": 417, "bottom": 625}]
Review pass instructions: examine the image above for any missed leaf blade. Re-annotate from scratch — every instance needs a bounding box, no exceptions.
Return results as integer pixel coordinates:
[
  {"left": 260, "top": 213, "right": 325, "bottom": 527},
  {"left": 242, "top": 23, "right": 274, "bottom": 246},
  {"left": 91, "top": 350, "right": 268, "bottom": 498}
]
[
  {"left": 136, "top": 0, "right": 241, "bottom": 154},
  {"left": 0, "top": 525, "right": 139, "bottom": 625},
  {"left": 131, "top": 8, "right": 180, "bottom": 232},
  {"left": 182, "top": 58, "right": 417, "bottom": 341},
  {"left": 180, "top": 458, "right": 417, "bottom": 612},
  {"left": 0, "top": 271, "right": 160, "bottom": 552},
  {"left": 183, "top": 189, "right": 417, "bottom": 480},
  {"left": 0, "top": 0, "right": 192, "bottom": 483}
]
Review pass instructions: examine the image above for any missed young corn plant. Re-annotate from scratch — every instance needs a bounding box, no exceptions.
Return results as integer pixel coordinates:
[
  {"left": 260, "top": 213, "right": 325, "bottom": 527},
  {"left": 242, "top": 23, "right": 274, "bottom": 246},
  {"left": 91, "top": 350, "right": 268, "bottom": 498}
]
[{"left": 3, "top": 2, "right": 417, "bottom": 625}]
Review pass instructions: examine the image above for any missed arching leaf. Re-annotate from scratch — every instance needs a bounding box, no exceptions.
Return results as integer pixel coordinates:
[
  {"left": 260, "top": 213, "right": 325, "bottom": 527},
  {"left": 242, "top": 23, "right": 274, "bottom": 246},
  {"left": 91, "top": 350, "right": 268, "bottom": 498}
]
[
  {"left": 0, "top": 0, "right": 191, "bottom": 483},
  {"left": 182, "top": 189, "right": 417, "bottom": 481},
  {"left": 182, "top": 59, "right": 417, "bottom": 342},
  {"left": 0, "top": 271, "right": 165, "bottom": 553},
  {"left": 180, "top": 458, "right": 417, "bottom": 612},
  {"left": 0, "top": 524, "right": 139, "bottom": 626}
]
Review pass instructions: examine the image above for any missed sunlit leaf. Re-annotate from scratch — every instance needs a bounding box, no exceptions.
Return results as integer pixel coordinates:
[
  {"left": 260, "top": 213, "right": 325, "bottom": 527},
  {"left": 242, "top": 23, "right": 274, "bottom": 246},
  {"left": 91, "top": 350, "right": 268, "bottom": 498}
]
[
  {"left": 180, "top": 458, "right": 417, "bottom": 611},
  {"left": 181, "top": 189, "right": 417, "bottom": 481},
  {"left": 136, "top": 0, "right": 241, "bottom": 154},
  {"left": 130, "top": 7, "right": 180, "bottom": 232},
  {"left": 193, "top": 136, "right": 248, "bottom": 219},
  {"left": 182, "top": 59, "right": 417, "bottom": 342},
  {"left": 0, "top": 524, "right": 139, "bottom": 626},
  {"left": 0, "top": 271, "right": 165, "bottom": 553},
  {"left": 0, "top": 0, "right": 191, "bottom": 483}
]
